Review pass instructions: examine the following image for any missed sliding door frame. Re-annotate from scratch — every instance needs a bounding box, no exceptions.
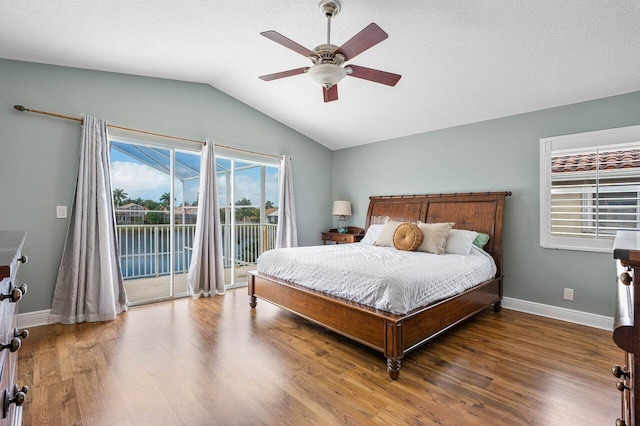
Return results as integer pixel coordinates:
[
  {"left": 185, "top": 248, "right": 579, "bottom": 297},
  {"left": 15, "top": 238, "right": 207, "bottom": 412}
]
[{"left": 109, "top": 135, "right": 202, "bottom": 306}]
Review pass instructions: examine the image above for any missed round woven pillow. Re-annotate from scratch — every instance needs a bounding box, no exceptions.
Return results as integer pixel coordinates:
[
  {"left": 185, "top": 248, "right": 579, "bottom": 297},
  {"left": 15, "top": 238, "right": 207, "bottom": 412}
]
[{"left": 393, "top": 222, "right": 423, "bottom": 251}]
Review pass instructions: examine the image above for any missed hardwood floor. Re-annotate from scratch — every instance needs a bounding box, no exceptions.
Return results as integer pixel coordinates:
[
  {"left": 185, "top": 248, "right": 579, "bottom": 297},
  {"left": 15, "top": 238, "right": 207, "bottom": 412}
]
[{"left": 19, "top": 289, "right": 620, "bottom": 425}]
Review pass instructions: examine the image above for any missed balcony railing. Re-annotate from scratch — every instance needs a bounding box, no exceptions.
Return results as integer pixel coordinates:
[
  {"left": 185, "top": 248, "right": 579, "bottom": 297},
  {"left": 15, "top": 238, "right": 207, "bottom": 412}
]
[{"left": 116, "top": 223, "right": 277, "bottom": 280}]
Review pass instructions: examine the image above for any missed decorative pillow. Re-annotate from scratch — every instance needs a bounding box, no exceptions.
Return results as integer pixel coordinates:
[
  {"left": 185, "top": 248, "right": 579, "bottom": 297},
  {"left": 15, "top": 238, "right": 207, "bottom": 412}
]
[
  {"left": 415, "top": 222, "right": 454, "bottom": 254},
  {"left": 445, "top": 229, "right": 479, "bottom": 255},
  {"left": 361, "top": 224, "right": 384, "bottom": 245},
  {"left": 393, "top": 223, "right": 423, "bottom": 251},
  {"left": 374, "top": 218, "right": 403, "bottom": 247},
  {"left": 473, "top": 232, "right": 490, "bottom": 249}
]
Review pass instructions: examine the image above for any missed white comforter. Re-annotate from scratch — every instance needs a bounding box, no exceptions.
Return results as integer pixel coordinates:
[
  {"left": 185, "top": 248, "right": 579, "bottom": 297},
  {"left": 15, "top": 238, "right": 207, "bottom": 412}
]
[{"left": 257, "top": 243, "right": 497, "bottom": 315}]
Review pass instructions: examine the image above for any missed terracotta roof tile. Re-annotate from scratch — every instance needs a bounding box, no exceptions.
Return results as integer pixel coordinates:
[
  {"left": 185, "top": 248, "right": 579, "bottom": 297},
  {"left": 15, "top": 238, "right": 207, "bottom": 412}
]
[{"left": 552, "top": 149, "right": 640, "bottom": 173}]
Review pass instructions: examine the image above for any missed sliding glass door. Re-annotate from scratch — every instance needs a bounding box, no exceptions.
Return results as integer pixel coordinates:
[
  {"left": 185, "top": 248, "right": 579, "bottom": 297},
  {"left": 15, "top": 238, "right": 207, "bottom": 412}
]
[
  {"left": 110, "top": 139, "right": 201, "bottom": 305},
  {"left": 216, "top": 156, "right": 279, "bottom": 288},
  {"left": 109, "top": 138, "right": 279, "bottom": 302}
]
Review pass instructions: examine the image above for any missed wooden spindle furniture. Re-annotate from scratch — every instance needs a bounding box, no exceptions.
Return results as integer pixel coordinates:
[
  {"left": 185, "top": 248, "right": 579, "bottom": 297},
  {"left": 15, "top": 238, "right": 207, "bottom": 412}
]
[{"left": 613, "top": 231, "right": 640, "bottom": 425}]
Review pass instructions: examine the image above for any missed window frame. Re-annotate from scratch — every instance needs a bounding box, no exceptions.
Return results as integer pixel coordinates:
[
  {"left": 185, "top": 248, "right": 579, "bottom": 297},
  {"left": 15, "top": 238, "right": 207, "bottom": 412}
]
[{"left": 540, "top": 125, "right": 640, "bottom": 253}]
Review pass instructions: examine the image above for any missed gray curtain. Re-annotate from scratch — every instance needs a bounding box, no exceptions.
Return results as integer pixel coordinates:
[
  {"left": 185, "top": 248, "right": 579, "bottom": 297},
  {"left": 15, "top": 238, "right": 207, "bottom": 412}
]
[
  {"left": 49, "top": 116, "right": 127, "bottom": 324},
  {"left": 275, "top": 155, "right": 298, "bottom": 248},
  {"left": 187, "top": 139, "right": 225, "bottom": 297}
]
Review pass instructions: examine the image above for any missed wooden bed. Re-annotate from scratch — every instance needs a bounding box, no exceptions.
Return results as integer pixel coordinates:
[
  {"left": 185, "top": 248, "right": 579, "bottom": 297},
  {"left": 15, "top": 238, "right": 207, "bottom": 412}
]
[{"left": 248, "top": 191, "right": 511, "bottom": 379}]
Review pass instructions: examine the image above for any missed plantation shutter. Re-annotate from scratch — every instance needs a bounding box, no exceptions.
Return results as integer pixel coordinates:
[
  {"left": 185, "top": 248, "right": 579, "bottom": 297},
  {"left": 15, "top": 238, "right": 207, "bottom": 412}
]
[
  {"left": 550, "top": 146, "right": 640, "bottom": 239},
  {"left": 540, "top": 125, "right": 640, "bottom": 252}
]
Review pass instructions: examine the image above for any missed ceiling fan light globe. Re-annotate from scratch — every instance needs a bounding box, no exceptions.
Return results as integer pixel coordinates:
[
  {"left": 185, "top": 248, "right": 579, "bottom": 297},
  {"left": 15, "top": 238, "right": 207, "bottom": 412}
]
[{"left": 307, "top": 64, "right": 347, "bottom": 87}]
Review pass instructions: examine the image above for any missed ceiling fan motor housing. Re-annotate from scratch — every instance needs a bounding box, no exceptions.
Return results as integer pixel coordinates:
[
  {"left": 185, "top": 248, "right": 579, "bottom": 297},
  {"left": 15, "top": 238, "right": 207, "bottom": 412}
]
[{"left": 310, "top": 44, "right": 344, "bottom": 66}]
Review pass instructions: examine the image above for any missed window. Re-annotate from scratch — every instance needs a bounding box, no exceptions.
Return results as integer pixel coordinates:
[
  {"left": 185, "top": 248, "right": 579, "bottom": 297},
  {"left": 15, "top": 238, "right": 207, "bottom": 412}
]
[{"left": 540, "top": 125, "right": 640, "bottom": 252}]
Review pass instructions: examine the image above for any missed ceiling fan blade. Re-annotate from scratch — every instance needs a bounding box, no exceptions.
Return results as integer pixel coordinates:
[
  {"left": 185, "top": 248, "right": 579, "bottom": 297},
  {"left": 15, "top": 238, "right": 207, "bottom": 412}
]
[
  {"left": 259, "top": 67, "right": 309, "bottom": 81},
  {"left": 334, "top": 23, "right": 388, "bottom": 61},
  {"left": 260, "top": 31, "right": 316, "bottom": 57},
  {"left": 347, "top": 65, "right": 401, "bottom": 86},
  {"left": 323, "top": 85, "right": 338, "bottom": 102}
]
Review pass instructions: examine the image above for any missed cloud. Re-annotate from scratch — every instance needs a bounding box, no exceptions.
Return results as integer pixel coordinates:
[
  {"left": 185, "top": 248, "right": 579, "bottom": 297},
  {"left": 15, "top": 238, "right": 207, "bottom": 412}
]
[
  {"left": 217, "top": 169, "right": 279, "bottom": 207},
  {"left": 111, "top": 161, "right": 171, "bottom": 201}
]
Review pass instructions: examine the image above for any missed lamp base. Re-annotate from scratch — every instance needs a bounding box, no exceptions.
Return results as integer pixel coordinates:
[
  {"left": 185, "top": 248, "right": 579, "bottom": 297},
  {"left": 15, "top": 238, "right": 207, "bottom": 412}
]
[{"left": 338, "top": 217, "right": 348, "bottom": 233}]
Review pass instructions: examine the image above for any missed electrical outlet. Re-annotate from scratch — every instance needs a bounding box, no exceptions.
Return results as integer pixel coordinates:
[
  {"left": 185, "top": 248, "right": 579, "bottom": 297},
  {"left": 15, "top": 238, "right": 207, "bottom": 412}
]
[
  {"left": 563, "top": 288, "right": 574, "bottom": 301},
  {"left": 56, "top": 205, "right": 67, "bottom": 219}
]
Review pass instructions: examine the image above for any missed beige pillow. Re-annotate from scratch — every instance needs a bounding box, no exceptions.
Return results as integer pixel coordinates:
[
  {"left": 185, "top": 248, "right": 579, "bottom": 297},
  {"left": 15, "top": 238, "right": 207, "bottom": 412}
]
[
  {"left": 393, "top": 223, "right": 423, "bottom": 251},
  {"left": 373, "top": 218, "right": 403, "bottom": 247},
  {"left": 416, "top": 222, "right": 455, "bottom": 254}
]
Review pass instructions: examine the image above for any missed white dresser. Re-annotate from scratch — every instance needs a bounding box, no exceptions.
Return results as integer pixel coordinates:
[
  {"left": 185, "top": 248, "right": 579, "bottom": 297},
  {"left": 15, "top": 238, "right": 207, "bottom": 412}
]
[{"left": 0, "top": 232, "right": 29, "bottom": 426}]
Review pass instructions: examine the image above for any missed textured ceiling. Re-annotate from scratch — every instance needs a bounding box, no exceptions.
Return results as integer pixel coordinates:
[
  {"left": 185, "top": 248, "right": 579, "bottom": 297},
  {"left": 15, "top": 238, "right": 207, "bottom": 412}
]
[{"left": 2, "top": 1, "right": 639, "bottom": 150}]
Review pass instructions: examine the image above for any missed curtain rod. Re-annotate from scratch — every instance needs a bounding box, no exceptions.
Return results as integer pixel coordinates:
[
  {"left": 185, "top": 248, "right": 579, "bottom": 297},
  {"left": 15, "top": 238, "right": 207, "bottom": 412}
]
[{"left": 13, "top": 105, "right": 283, "bottom": 160}]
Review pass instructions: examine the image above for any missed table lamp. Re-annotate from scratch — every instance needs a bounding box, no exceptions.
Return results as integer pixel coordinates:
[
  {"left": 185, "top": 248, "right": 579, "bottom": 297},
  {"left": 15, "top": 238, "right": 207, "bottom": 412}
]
[{"left": 332, "top": 200, "right": 352, "bottom": 234}]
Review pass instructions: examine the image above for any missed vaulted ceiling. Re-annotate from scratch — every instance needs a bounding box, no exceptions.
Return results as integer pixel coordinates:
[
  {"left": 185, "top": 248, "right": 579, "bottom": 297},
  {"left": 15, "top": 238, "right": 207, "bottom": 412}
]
[{"left": 2, "top": 1, "right": 639, "bottom": 150}]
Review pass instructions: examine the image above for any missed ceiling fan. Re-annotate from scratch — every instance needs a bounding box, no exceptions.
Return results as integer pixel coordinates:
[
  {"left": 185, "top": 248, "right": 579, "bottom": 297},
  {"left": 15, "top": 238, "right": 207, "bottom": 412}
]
[{"left": 259, "top": 0, "right": 401, "bottom": 103}]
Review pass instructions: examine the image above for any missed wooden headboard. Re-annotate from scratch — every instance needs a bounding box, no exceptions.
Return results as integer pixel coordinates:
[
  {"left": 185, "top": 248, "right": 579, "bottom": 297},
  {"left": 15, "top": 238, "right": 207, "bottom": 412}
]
[{"left": 365, "top": 191, "right": 511, "bottom": 277}]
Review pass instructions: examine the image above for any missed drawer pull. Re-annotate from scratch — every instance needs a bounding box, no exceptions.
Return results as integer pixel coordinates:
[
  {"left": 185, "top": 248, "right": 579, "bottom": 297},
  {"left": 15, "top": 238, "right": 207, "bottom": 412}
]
[
  {"left": 612, "top": 365, "right": 630, "bottom": 378},
  {"left": 0, "top": 288, "right": 22, "bottom": 303},
  {"left": 620, "top": 272, "right": 633, "bottom": 286},
  {"left": 616, "top": 380, "right": 629, "bottom": 392},
  {"left": 13, "top": 328, "right": 28, "bottom": 340},
  {"left": 0, "top": 338, "right": 21, "bottom": 353},
  {"left": 616, "top": 419, "right": 626, "bottom": 426},
  {"left": 3, "top": 385, "right": 28, "bottom": 417},
  {"left": 17, "top": 255, "right": 27, "bottom": 264}
]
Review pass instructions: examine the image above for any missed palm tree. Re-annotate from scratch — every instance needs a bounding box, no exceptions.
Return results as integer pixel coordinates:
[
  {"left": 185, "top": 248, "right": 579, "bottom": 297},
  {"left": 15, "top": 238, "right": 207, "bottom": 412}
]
[
  {"left": 113, "top": 188, "right": 128, "bottom": 207},
  {"left": 160, "top": 192, "right": 172, "bottom": 208}
]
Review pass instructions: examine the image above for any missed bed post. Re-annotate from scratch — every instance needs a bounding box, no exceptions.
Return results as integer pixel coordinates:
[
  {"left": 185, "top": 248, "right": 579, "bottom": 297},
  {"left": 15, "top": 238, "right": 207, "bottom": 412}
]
[
  {"left": 491, "top": 191, "right": 510, "bottom": 313},
  {"left": 385, "top": 321, "right": 403, "bottom": 380},
  {"left": 387, "top": 358, "right": 401, "bottom": 380},
  {"left": 248, "top": 273, "right": 257, "bottom": 308}
]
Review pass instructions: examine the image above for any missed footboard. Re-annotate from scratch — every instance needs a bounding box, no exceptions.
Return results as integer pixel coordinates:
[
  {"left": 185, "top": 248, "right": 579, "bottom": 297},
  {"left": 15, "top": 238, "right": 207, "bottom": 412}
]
[
  {"left": 249, "top": 272, "right": 396, "bottom": 353},
  {"left": 249, "top": 271, "right": 502, "bottom": 379}
]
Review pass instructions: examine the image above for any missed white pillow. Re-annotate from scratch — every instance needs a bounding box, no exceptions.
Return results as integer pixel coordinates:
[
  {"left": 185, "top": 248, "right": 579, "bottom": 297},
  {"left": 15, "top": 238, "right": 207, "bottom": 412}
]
[
  {"left": 445, "top": 229, "right": 479, "bottom": 255},
  {"left": 373, "top": 219, "right": 403, "bottom": 247},
  {"left": 361, "top": 224, "right": 384, "bottom": 245}
]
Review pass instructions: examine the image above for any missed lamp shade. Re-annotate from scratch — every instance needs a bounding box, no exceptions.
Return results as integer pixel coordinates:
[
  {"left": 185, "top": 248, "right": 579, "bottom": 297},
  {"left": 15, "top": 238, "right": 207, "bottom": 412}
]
[{"left": 332, "top": 200, "right": 352, "bottom": 216}]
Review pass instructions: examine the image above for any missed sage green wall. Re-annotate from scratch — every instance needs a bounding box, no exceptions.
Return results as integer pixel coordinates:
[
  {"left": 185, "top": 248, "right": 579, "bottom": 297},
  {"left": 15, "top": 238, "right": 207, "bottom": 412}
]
[
  {"left": 0, "top": 59, "right": 333, "bottom": 314},
  {"left": 3, "top": 57, "right": 638, "bottom": 318},
  {"left": 332, "top": 91, "right": 640, "bottom": 317}
]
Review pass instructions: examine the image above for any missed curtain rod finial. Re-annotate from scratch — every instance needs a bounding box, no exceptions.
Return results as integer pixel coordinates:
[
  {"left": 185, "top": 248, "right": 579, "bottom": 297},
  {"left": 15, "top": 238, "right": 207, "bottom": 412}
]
[{"left": 14, "top": 105, "right": 26, "bottom": 112}]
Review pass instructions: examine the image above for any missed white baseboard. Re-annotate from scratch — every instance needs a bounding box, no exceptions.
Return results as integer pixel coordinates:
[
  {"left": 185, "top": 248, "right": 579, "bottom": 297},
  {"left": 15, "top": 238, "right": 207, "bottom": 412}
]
[
  {"left": 502, "top": 297, "right": 613, "bottom": 330},
  {"left": 16, "top": 298, "right": 614, "bottom": 331},
  {"left": 17, "top": 309, "right": 51, "bottom": 328}
]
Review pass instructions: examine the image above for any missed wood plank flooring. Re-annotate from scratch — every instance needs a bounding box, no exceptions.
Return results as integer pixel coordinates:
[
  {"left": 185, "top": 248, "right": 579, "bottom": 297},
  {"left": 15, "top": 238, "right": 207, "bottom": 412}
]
[{"left": 18, "top": 289, "right": 621, "bottom": 425}]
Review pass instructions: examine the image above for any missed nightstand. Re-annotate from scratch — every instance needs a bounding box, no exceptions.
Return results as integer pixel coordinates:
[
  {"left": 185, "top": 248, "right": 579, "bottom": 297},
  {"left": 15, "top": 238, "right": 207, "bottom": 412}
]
[{"left": 321, "top": 227, "right": 365, "bottom": 245}]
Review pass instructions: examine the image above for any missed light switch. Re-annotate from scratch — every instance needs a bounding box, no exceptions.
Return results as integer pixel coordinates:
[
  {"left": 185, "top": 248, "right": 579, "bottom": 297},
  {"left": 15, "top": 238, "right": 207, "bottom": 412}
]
[{"left": 56, "top": 206, "right": 67, "bottom": 219}]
